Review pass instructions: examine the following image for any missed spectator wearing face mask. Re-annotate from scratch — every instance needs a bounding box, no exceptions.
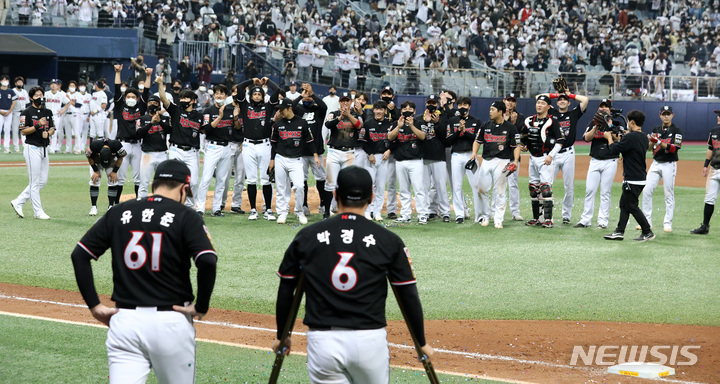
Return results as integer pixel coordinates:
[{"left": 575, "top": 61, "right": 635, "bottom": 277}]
[
  {"left": 268, "top": 32, "right": 286, "bottom": 71},
  {"left": 155, "top": 54, "right": 172, "bottom": 85},
  {"left": 178, "top": 55, "right": 192, "bottom": 88},
  {"left": 297, "top": 35, "right": 314, "bottom": 82},
  {"left": 196, "top": 55, "right": 212, "bottom": 85}
]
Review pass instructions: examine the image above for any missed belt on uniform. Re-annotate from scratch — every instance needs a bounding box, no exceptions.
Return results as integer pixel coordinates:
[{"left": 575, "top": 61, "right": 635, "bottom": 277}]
[
  {"left": 207, "top": 140, "right": 228, "bottom": 146},
  {"left": 171, "top": 143, "right": 195, "bottom": 151},
  {"left": 117, "top": 303, "right": 178, "bottom": 311},
  {"left": 309, "top": 326, "right": 359, "bottom": 331},
  {"left": 558, "top": 147, "right": 572, "bottom": 154},
  {"left": 244, "top": 138, "right": 269, "bottom": 144},
  {"left": 330, "top": 145, "right": 353, "bottom": 151},
  {"left": 120, "top": 139, "right": 140, "bottom": 144}
]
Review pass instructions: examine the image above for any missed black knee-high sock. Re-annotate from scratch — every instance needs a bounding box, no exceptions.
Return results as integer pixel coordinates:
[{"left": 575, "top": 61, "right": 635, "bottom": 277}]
[
  {"left": 531, "top": 200, "right": 540, "bottom": 220},
  {"left": 134, "top": 184, "right": 139, "bottom": 197},
  {"left": 704, "top": 203, "right": 715, "bottom": 226},
  {"left": 324, "top": 187, "right": 333, "bottom": 215},
  {"left": 90, "top": 186, "right": 99, "bottom": 206},
  {"left": 316, "top": 180, "right": 326, "bottom": 208},
  {"left": 247, "top": 184, "right": 257, "bottom": 209},
  {"left": 303, "top": 181, "right": 309, "bottom": 207},
  {"left": 107, "top": 186, "right": 119, "bottom": 206},
  {"left": 262, "top": 184, "right": 273, "bottom": 211},
  {"left": 115, "top": 185, "right": 124, "bottom": 205},
  {"left": 543, "top": 200, "right": 553, "bottom": 220}
]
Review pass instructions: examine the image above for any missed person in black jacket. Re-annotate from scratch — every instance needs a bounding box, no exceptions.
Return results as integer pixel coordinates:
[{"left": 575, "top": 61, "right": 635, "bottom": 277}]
[{"left": 603, "top": 110, "right": 654, "bottom": 242}]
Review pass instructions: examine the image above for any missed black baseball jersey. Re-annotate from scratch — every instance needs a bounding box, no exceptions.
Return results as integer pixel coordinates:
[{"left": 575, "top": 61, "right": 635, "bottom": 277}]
[
  {"left": 362, "top": 117, "right": 392, "bottom": 155},
  {"left": 521, "top": 115, "right": 566, "bottom": 157},
  {"left": 391, "top": 117, "right": 424, "bottom": 161},
  {"left": 651, "top": 123, "right": 682, "bottom": 162},
  {"left": 475, "top": 120, "right": 520, "bottom": 160},
  {"left": 237, "top": 99, "right": 277, "bottom": 141},
  {"left": 419, "top": 113, "right": 448, "bottom": 161},
  {"left": 114, "top": 83, "right": 148, "bottom": 141},
  {"left": 86, "top": 138, "right": 126, "bottom": 164},
  {"left": 446, "top": 115, "right": 481, "bottom": 153},
  {"left": 549, "top": 105, "right": 584, "bottom": 148},
  {"left": 75, "top": 196, "right": 217, "bottom": 308},
  {"left": 167, "top": 102, "right": 203, "bottom": 149},
  {"left": 270, "top": 114, "right": 315, "bottom": 158},
  {"left": 277, "top": 213, "right": 417, "bottom": 329},
  {"left": 19, "top": 106, "right": 54, "bottom": 147},
  {"left": 607, "top": 131, "right": 649, "bottom": 182},
  {"left": 707, "top": 127, "right": 720, "bottom": 169},
  {"left": 325, "top": 109, "right": 363, "bottom": 148},
  {"left": 585, "top": 122, "right": 619, "bottom": 160},
  {"left": 293, "top": 95, "right": 328, "bottom": 156},
  {"left": 136, "top": 115, "right": 172, "bottom": 152},
  {"left": 202, "top": 104, "right": 234, "bottom": 143}
]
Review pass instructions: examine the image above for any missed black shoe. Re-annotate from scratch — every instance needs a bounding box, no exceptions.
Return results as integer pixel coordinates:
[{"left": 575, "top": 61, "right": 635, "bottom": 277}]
[
  {"left": 387, "top": 212, "right": 397, "bottom": 220},
  {"left": 428, "top": 213, "right": 438, "bottom": 220},
  {"left": 634, "top": 232, "right": 655, "bottom": 242},
  {"left": 604, "top": 232, "right": 624, "bottom": 240},
  {"left": 541, "top": 219, "right": 554, "bottom": 228},
  {"left": 525, "top": 219, "right": 541, "bottom": 226},
  {"left": 573, "top": 222, "right": 589, "bottom": 228},
  {"left": 690, "top": 224, "right": 709, "bottom": 235},
  {"left": 323, "top": 212, "right": 331, "bottom": 219},
  {"left": 211, "top": 210, "right": 225, "bottom": 217},
  {"left": 455, "top": 217, "right": 464, "bottom": 224},
  {"left": 231, "top": 207, "right": 246, "bottom": 214},
  {"left": 562, "top": 218, "right": 570, "bottom": 224},
  {"left": 197, "top": 211, "right": 204, "bottom": 216},
  {"left": 442, "top": 215, "right": 450, "bottom": 223}
]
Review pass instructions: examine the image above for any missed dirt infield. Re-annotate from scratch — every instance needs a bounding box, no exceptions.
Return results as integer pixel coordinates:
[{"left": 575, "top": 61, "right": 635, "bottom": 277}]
[{"left": 0, "top": 283, "right": 717, "bottom": 383}]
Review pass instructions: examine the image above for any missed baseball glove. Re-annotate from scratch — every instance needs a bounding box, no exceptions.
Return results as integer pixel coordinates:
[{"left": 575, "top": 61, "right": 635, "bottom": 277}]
[
  {"left": 552, "top": 77, "right": 569, "bottom": 93},
  {"left": 593, "top": 110, "right": 611, "bottom": 130},
  {"left": 503, "top": 162, "right": 518, "bottom": 177},
  {"left": 267, "top": 166, "right": 276, "bottom": 183},
  {"left": 465, "top": 158, "right": 478, "bottom": 173}
]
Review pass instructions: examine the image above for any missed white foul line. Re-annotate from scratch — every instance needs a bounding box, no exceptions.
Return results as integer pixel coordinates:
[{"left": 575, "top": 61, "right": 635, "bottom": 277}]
[{"left": 0, "top": 294, "right": 706, "bottom": 384}]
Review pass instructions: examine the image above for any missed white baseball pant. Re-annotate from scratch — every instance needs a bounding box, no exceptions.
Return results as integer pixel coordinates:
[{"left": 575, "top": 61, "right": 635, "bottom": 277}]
[
  {"left": 507, "top": 166, "right": 521, "bottom": 217},
  {"left": 169, "top": 145, "right": 200, "bottom": 209},
  {"left": 424, "top": 159, "right": 451, "bottom": 217},
  {"left": 705, "top": 166, "right": 720, "bottom": 204},
  {"left": 10, "top": 111, "right": 23, "bottom": 151},
  {"left": 324, "top": 147, "right": 355, "bottom": 192},
  {"left": 117, "top": 141, "right": 142, "bottom": 189},
  {"left": 396, "top": 158, "right": 429, "bottom": 218},
  {"left": 49, "top": 113, "right": 65, "bottom": 151},
  {"left": 73, "top": 113, "right": 90, "bottom": 153},
  {"left": 222, "top": 141, "right": 245, "bottom": 209},
  {"left": 107, "top": 308, "right": 197, "bottom": 384},
  {"left": 138, "top": 151, "right": 168, "bottom": 198},
  {"left": 354, "top": 147, "right": 369, "bottom": 169},
  {"left": 60, "top": 112, "right": 75, "bottom": 152},
  {"left": 88, "top": 165, "right": 120, "bottom": 187},
  {"left": 477, "top": 157, "right": 510, "bottom": 225},
  {"left": 306, "top": 328, "right": 388, "bottom": 384},
  {"left": 386, "top": 156, "right": 398, "bottom": 214},
  {"left": 14, "top": 144, "right": 50, "bottom": 216},
  {"left": 578, "top": 158, "right": 618, "bottom": 227},
  {"left": 553, "top": 148, "right": 575, "bottom": 221},
  {"left": 303, "top": 155, "right": 327, "bottom": 181},
  {"left": 0, "top": 109, "right": 12, "bottom": 150},
  {"left": 274, "top": 154, "right": 305, "bottom": 217},
  {"left": 89, "top": 112, "right": 106, "bottom": 139},
  {"left": 242, "top": 140, "right": 272, "bottom": 186},
  {"left": 528, "top": 155, "right": 554, "bottom": 185},
  {"left": 642, "top": 160, "right": 677, "bottom": 228},
  {"left": 106, "top": 114, "right": 116, "bottom": 139},
  {"left": 365, "top": 155, "right": 389, "bottom": 218},
  {"left": 450, "top": 151, "right": 481, "bottom": 221},
  {"left": 196, "top": 142, "right": 232, "bottom": 213}
]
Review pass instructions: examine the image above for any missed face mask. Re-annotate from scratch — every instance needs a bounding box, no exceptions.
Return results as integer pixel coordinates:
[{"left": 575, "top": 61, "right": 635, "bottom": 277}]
[
  {"left": 458, "top": 107, "right": 469, "bottom": 115},
  {"left": 33, "top": 97, "right": 44, "bottom": 106},
  {"left": 126, "top": 98, "right": 137, "bottom": 107},
  {"left": 16, "top": 84, "right": 24, "bottom": 89},
  {"left": 173, "top": 86, "right": 182, "bottom": 92},
  {"left": 329, "top": 91, "right": 336, "bottom": 96},
  {"left": 381, "top": 96, "right": 392, "bottom": 103},
  {"left": 148, "top": 104, "right": 159, "bottom": 114},
  {"left": 426, "top": 105, "right": 437, "bottom": 113},
  {"left": 120, "top": 86, "right": 127, "bottom": 93},
  {"left": 304, "top": 38, "right": 310, "bottom": 43},
  {"left": 138, "top": 84, "right": 145, "bottom": 90},
  {"left": 1, "top": 81, "right": 8, "bottom": 87},
  {"left": 402, "top": 110, "right": 413, "bottom": 118},
  {"left": 214, "top": 97, "right": 225, "bottom": 105},
  {"left": 184, "top": 59, "right": 189, "bottom": 63},
  {"left": 159, "top": 59, "right": 164, "bottom": 64},
  {"left": 276, "top": 37, "right": 281, "bottom": 42},
  {"left": 179, "top": 101, "right": 191, "bottom": 110},
  {"left": 79, "top": 86, "right": 86, "bottom": 92},
  {"left": 462, "top": 51, "right": 468, "bottom": 56},
  {"left": 199, "top": 86, "right": 207, "bottom": 92}
]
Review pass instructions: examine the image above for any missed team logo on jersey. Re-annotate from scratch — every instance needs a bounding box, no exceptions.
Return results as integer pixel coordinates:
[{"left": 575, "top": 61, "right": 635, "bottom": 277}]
[
  {"left": 19, "top": 115, "right": 25, "bottom": 126},
  {"left": 203, "top": 114, "right": 210, "bottom": 125},
  {"left": 404, "top": 247, "right": 416, "bottom": 278},
  {"left": 123, "top": 110, "right": 141, "bottom": 121},
  {"left": 247, "top": 110, "right": 266, "bottom": 119},
  {"left": 674, "top": 134, "right": 682, "bottom": 145},
  {"left": 180, "top": 116, "right": 200, "bottom": 129}
]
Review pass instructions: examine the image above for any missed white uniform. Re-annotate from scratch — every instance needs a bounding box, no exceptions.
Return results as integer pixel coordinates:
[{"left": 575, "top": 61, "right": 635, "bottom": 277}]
[
  {"left": 61, "top": 90, "right": 80, "bottom": 152},
  {"left": 578, "top": 158, "right": 618, "bottom": 227},
  {"left": 168, "top": 144, "right": 200, "bottom": 209},
  {"left": 274, "top": 154, "right": 305, "bottom": 217},
  {"left": 0, "top": 88, "right": 16, "bottom": 152},
  {"left": 528, "top": 156, "right": 555, "bottom": 191},
  {"left": 222, "top": 140, "right": 245, "bottom": 210},
  {"left": 196, "top": 141, "right": 232, "bottom": 213},
  {"left": 10, "top": 87, "right": 29, "bottom": 151},
  {"left": 242, "top": 138, "right": 272, "bottom": 186},
  {"left": 366, "top": 156, "right": 390, "bottom": 218},
  {"left": 138, "top": 151, "right": 167, "bottom": 198},
  {"left": 641, "top": 123, "right": 682, "bottom": 231},
  {"left": 325, "top": 147, "right": 355, "bottom": 191},
  {"left": 89, "top": 90, "right": 108, "bottom": 139},
  {"left": 477, "top": 157, "right": 511, "bottom": 224},
  {"left": 73, "top": 91, "right": 92, "bottom": 152},
  {"left": 118, "top": 140, "right": 143, "bottom": 190},
  {"left": 44, "top": 89, "right": 69, "bottom": 152},
  {"left": 552, "top": 147, "right": 575, "bottom": 221}
]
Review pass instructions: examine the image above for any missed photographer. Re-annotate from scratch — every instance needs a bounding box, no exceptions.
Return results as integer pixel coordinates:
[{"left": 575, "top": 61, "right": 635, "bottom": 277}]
[
  {"left": 155, "top": 54, "right": 172, "bottom": 85},
  {"left": 575, "top": 99, "right": 624, "bottom": 229},
  {"left": 196, "top": 55, "right": 212, "bottom": 85},
  {"left": 157, "top": 17, "right": 177, "bottom": 59},
  {"left": 178, "top": 55, "right": 192, "bottom": 88},
  {"left": 129, "top": 55, "right": 147, "bottom": 88},
  {"left": 282, "top": 60, "right": 298, "bottom": 85}
]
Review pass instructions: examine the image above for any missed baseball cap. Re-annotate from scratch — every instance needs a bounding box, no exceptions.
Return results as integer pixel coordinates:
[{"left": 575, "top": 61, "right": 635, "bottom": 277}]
[
  {"left": 98, "top": 147, "right": 113, "bottom": 169},
  {"left": 50, "top": 79, "right": 61, "bottom": 84},
  {"left": 491, "top": 100, "right": 506, "bottom": 113},
  {"left": 537, "top": 95, "right": 551, "bottom": 104},
  {"left": 289, "top": 81, "right": 299, "bottom": 87},
  {"left": 381, "top": 86, "right": 394, "bottom": 95},
  {"left": 336, "top": 166, "right": 372, "bottom": 202},
  {"left": 426, "top": 94, "right": 439, "bottom": 103},
  {"left": 505, "top": 93, "right": 517, "bottom": 102},
  {"left": 250, "top": 86, "right": 265, "bottom": 96},
  {"left": 599, "top": 98, "right": 612, "bottom": 108},
  {"left": 278, "top": 98, "right": 293, "bottom": 110},
  {"left": 660, "top": 105, "right": 673, "bottom": 114},
  {"left": 154, "top": 159, "right": 193, "bottom": 196},
  {"left": 557, "top": 93, "right": 570, "bottom": 101},
  {"left": 339, "top": 92, "right": 351, "bottom": 101}
]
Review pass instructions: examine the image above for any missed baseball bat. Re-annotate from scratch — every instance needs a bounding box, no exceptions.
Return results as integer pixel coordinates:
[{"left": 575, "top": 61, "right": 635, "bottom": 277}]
[
  {"left": 391, "top": 284, "right": 440, "bottom": 384},
  {"left": 268, "top": 273, "right": 305, "bottom": 384}
]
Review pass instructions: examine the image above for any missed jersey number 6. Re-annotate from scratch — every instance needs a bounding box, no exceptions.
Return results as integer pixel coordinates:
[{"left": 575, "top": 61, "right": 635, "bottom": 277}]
[
  {"left": 124, "top": 231, "right": 163, "bottom": 271},
  {"left": 331, "top": 252, "right": 357, "bottom": 292}
]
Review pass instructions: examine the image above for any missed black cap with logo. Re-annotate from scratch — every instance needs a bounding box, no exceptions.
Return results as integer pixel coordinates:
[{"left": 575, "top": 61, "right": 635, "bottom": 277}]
[
  {"left": 154, "top": 159, "right": 193, "bottom": 196},
  {"left": 336, "top": 166, "right": 372, "bottom": 202}
]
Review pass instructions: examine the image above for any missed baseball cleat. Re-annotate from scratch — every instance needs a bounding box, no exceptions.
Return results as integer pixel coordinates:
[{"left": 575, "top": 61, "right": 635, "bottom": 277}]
[
  {"left": 525, "top": 219, "right": 540, "bottom": 226},
  {"left": 573, "top": 222, "right": 589, "bottom": 228},
  {"left": 323, "top": 212, "right": 331, "bottom": 219},
  {"left": 690, "top": 224, "right": 709, "bottom": 234},
  {"left": 478, "top": 217, "right": 489, "bottom": 226},
  {"left": 89, "top": 206, "right": 98, "bottom": 216},
  {"left": 562, "top": 218, "right": 570, "bottom": 224},
  {"left": 35, "top": 212, "right": 51, "bottom": 220},
  {"left": 374, "top": 214, "right": 383, "bottom": 222},
  {"left": 297, "top": 213, "right": 308, "bottom": 225},
  {"left": 455, "top": 217, "right": 464, "bottom": 224},
  {"left": 387, "top": 212, "right": 397, "bottom": 220},
  {"left": 264, "top": 210, "right": 276, "bottom": 221},
  {"left": 3, "top": 149, "right": 9, "bottom": 153},
  {"left": 418, "top": 215, "right": 428, "bottom": 225},
  {"left": 196, "top": 210, "right": 204, "bottom": 216},
  {"left": 494, "top": 222, "right": 503, "bottom": 229},
  {"left": 365, "top": 212, "right": 373, "bottom": 220},
  {"left": 11, "top": 200, "right": 24, "bottom": 218},
  {"left": 604, "top": 232, "right": 625, "bottom": 240},
  {"left": 394, "top": 216, "right": 412, "bottom": 224},
  {"left": 634, "top": 232, "right": 655, "bottom": 242},
  {"left": 211, "top": 210, "right": 225, "bottom": 217},
  {"left": 230, "top": 207, "right": 246, "bottom": 214},
  {"left": 248, "top": 209, "right": 259, "bottom": 220},
  {"left": 277, "top": 214, "right": 287, "bottom": 224},
  {"left": 541, "top": 220, "right": 554, "bottom": 228},
  {"left": 598, "top": 224, "right": 607, "bottom": 229},
  {"left": 442, "top": 215, "right": 450, "bottom": 223},
  {"left": 512, "top": 215, "right": 524, "bottom": 221},
  {"left": 663, "top": 225, "right": 672, "bottom": 233},
  {"left": 428, "top": 213, "right": 438, "bottom": 220}
]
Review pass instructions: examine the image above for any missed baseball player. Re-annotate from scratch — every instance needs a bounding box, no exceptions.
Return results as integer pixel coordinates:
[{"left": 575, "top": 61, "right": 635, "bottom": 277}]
[
  {"left": 10, "top": 76, "right": 29, "bottom": 153},
  {"left": 158, "top": 73, "right": 203, "bottom": 211},
  {"left": 471, "top": 100, "right": 521, "bottom": 228},
  {"left": 89, "top": 80, "right": 108, "bottom": 140},
  {"left": 362, "top": 100, "right": 392, "bottom": 221},
  {"left": 114, "top": 64, "right": 152, "bottom": 198},
  {"left": 70, "top": 159, "right": 218, "bottom": 384},
  {"left": 503, "top": 94, "right": 525, "bottom": 222},
  {"left": 285, "top": 81, "right": 301, "bottom": 100},
  {"left": 0, "top": 75, "right": 16, "bottom": 153},
  {"left": 522, "top": 95, "right": 565, "bottom": 228},
  {"left": 574, "top": 99, "right": 623, "bottom": 229},
  {"left": 221, "top": 85, "right": 246, "bottom": 214},
  {"left": 273, "top": 165, "right": 433, "bottom": 383},
  {"left": 420, "top": 95, "right": 451, "bottom": 222},
  {"left": 72, "top": 81, "right": 92, "bottom": 154},
  {"left": 323, "top": 92, "right": 363, "bottom": 219},
  {"left": 292, "top": 83, "right": 329, "bottom": 216},
  {"left": 446, "top": 96, "right": 482, "bottom": 223},
  {"left": 10, "top": 86, "right": 55, "bottom": 220},
  {"left": 269, "top": 98, "right": 319, "bottom": 224},
  {"left": 640, "top": 105, "right": 683, "bottom": 233},
  {"left": 61, "top": 81, "right": 81, "bottom": 153},
  {"left": 44, "top": 79, "right": 71, "bottom": 153},
  {"left": 690, "top": 109, "right": 720, "bottom": 235},
  {"left": 602, "top": 110, "right": 654, "bottom": 242},
  {"left": 196, "top": 84, "right": 237, "bottom": 217},
  {"left": 236, "top": 77, "right": 280, "bottom": 221},
  {"left": 379, "top": 86, "right": 400, "bottom": 219},
  {"left": 135, "top": 96, "right": 170, "bottom": 198},
  {"left": 352, "top": 92, "right": 371, "bottom": 169},
  {"left": 85, "top": 138, "right": 127, "bottom": 215},
  {"left": 539, "top": 86, "right": 589, "bottom": 224},
  {"left": 388, "top": 101, "right": 429, "bottom": 224}
]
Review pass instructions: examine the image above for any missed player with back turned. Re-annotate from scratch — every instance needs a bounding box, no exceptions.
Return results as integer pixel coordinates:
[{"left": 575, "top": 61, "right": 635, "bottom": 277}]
[
  {"left": 71, "top": 159, "right": 218, "bottom": 383},
  {"left": 689, "top": 109, "right": 720, "bottom": 235},
  {"left": 273, "top": 165, "right": 433, "bottom": 383}
]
